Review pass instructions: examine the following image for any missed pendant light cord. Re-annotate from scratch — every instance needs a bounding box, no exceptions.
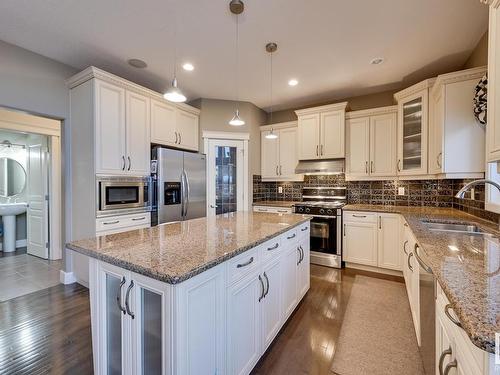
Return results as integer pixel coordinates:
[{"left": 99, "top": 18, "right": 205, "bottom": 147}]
[
  {"left": 173, "top": 0, "right": 177, "bottom": 79},
  {"left": 236, "top": 14, "right": 240, "bottom": 107},
  {"left": 270, "top": 48, "right": 273, "bottom": 125}
]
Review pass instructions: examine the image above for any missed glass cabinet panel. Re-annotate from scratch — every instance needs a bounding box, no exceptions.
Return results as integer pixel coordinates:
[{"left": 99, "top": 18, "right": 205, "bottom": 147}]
[
  {"left": 140, "top": 288, "right": 163, "bottom": 375},
  {"left": 105, "top": 274, "right": 123, "bottom": 375},
  {"left": 402, "top": 97, "right": 423, "bottom": 171}
]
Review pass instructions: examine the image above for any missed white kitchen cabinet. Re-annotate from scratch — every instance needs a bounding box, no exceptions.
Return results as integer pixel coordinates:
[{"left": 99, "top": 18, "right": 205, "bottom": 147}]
[
  {"left": 96, "top": 212, "right": 151, "bottom": 236},
  {"left": 150, "top": 98, "right": 177, "bottom": 147},
  {"left": 487, "top": 1, "right": 500, "bottom": 162},
  {"left": 429, "top": 67, "right": 486, "bottom": 177},
  {"left": 260, "top": 121, "right": 302, "bottom": 181},
  {"left": 281, "top": 243, "right": 299, "bottom": 321},
  {"left": 297, "top": 233, "right": 310, "bottom": 300},
  {"left": 253, "top": 205, "right": 293, "bottom": 214},
  {"left": 394, "top": 80, "right": 434, "bottom": 176},
  {"left": 176, "top": 109, "right": 199, "bottom": 151},
  {"left": 346, "top": 107, "right": 397, "bottom": 180},
  {"left": 260, "top": 257, "right": 282, "bottom": 351},
  {"left": 377, "top": 213, "right": 401, "bottom": 271},
  {"left": 343, "top": 212, "right": 378, "bottom": 267},
  {"left": 295, "top": 102, "right": 348, "bottom": 160},
  {"left": 126, "top": 91, "right": 151, "bottom": 175}
]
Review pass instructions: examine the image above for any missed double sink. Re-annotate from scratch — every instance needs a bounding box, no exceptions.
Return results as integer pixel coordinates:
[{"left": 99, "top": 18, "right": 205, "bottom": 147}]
[{"left": 422, "top": 220, "right": 493, "bottom": 237}]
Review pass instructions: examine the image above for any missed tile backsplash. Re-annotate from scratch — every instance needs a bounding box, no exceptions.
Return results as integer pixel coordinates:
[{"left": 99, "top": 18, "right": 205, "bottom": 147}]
[{"left": 253, "top": 175, "right": 499, "bottom": 223}]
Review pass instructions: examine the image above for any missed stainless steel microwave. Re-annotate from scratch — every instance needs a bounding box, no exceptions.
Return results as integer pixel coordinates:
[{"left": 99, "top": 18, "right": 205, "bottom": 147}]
[{"left": 96, "top": 176, "right": 151, "bottom": 216}]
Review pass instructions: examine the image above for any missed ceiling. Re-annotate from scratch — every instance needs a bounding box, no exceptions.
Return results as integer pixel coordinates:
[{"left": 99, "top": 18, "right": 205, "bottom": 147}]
[{"left": 0, "top": 0, "right": 489, "bottom": 111}]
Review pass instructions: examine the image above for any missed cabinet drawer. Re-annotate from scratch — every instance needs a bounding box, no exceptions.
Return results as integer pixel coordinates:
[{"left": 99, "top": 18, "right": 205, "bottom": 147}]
[
  {"left": 260, "top": 237, "right": 282, "bottom": 263},
  {"left": 253, "top": 206, "right": 292, "bottom": 214},
  {"left": 96, "top": 212, "right": 151, "bottom": 232},
  {"left": 281, "top": 228, "right": 299, "bottom": 248},
  {"left": 227, "top": 246, "right": 260, "bottom": 285},
  {"left": 343, "top": 211, "right": 377, "bottom": 223},
  {"left": 298, "top": 222, "right": 310, "bottom": 237}
]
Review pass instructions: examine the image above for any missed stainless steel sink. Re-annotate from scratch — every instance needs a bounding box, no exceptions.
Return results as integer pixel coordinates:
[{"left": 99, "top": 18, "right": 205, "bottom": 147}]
[{"left": 422, "top": 221, "right": 493, "bottom": 236}]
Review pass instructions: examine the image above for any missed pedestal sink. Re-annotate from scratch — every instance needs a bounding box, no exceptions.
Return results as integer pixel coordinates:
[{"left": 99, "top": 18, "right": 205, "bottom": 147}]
[{"left": 0, "top": 203, "right": 27, "bottom": 252}]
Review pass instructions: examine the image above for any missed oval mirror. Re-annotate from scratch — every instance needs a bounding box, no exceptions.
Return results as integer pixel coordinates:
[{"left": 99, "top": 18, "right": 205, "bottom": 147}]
[{"left": 0, "top": 157, "right": 26, "bottom": 197}]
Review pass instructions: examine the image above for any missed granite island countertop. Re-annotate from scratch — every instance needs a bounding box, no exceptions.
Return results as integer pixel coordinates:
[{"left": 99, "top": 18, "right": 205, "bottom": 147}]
[
  {"left": 344, "top": 204, "right": 500, "bottom": 353},
  {"left": 67, "top": 211, "right": 312, "bottom": 285}
]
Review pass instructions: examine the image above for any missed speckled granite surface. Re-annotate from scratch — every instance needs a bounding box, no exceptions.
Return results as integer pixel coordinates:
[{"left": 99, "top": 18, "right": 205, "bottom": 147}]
[
  {"left": 344, "top": 204, "right": 500, "bottom": 353},
  {"left": 67, "top": 211, "right": 311, "bottom": 285},
  {"left": 253, "top": 200, "right": 301, "bottom": 208}
]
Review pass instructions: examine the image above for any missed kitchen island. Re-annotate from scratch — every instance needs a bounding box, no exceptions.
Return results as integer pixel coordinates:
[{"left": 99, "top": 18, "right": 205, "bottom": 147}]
[{"left": 67, "top": 211, "right": 311, "bottom": 375}]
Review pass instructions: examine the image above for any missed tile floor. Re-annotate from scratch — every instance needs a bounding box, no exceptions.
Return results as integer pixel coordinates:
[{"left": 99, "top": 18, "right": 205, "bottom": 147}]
[{"left": 0, "top": 250, "right": 62, "bottom": 302}]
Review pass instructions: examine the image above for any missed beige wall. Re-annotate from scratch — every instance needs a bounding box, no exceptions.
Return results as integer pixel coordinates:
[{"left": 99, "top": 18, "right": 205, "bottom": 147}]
[
  {"left": 192, "top": 98, "right": 267, "bottom": 204},
  {"left": 463, "top": 31, "right": 489, "bottom": 69}
]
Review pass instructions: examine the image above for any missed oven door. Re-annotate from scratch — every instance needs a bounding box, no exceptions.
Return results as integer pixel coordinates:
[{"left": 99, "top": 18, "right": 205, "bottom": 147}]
[
  {"left": 100, "top": 182, "right": 145, "bottom": 211},
  {"left": 310, "top": 216, "right": 338, "bottom": 255}
]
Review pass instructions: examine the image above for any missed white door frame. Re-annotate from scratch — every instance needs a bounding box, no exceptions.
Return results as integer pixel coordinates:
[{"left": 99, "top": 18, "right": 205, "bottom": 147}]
[
  {"left": 0, "top": 108, "right": 62, "bottom": 260},
  {"left": 202, "top": 131, "right": 250, "bottom": 212}
]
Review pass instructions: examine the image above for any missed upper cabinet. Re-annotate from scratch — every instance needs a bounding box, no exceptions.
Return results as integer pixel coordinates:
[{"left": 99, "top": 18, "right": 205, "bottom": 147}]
[
  {"left": 394, "top": 80, "right": 434, "bottom": 176},
  {"left": 346, "top": 106, "right": 397, "bottom": 180},
  {"left": 295, "top": 102, "right": 347, "bottom": 160},
  {"left": 487, "top": 1, "right": 500, "bottom": 162},
  {"left": 260, "top": 121, "right": 303, "bottom": 181},
  {"left": 429, "top": 67, "right": 486, "bottom": 178}
]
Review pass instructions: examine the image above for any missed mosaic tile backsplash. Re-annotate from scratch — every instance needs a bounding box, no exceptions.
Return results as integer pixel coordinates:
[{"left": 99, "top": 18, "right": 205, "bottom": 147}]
[{"left": 253, "top": 175, "right": 499, "bottom": 223}]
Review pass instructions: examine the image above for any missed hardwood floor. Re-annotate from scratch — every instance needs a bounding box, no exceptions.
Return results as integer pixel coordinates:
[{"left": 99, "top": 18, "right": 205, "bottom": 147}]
[{"left": 0, "top": 283, "right": 93, "bottom": 375}]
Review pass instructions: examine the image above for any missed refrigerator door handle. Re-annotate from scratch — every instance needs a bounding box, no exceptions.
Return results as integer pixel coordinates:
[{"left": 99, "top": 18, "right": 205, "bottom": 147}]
[
  {"left": 180, "top": 171, "right": 186, "bottom": 218},
  {"left": 184, "top": 170, "right": 190, "bottom": 218}
]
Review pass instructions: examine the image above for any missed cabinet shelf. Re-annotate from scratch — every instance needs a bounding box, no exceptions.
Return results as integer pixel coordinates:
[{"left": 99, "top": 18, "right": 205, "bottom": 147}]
[
  {"left": 403, "top": 133, "right": 422, "bottom": 140},
  {"left": 403, "top": 155, "right": 421, "bottom": 161}
]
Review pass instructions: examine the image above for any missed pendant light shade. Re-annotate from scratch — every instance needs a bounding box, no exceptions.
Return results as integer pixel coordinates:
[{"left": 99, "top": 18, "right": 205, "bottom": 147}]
[
  {"left": 265, "top": 129, "right": 278, "bottom": 139},
  {"left": 229, "top": 109, "right": 245, "bottom": 126},
  {"left": 164, "top": 77, "right": 186, "bottom": 103}
]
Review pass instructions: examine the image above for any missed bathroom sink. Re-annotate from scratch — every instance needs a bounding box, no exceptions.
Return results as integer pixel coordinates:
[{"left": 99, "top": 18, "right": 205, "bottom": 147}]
[
  {"left": 0, "top": 202, "right": 27, "bottom": 216},
  {"left": 421, "top": 220, "right": 492, "bottom": 236}
]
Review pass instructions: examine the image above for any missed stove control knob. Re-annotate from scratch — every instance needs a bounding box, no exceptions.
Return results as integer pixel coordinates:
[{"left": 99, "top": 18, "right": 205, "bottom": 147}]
[
  {"left": 297, "top": 207, "right": 304, "bottom": 213},
  {"left": 327, "top": 209, "right": 333, "bottom": 215},
  {"left": 305, "top": 208, "right": 311, "bottom": 213},
  {"left": 319, "top": 209, "right": 325, "bottom": 214}
]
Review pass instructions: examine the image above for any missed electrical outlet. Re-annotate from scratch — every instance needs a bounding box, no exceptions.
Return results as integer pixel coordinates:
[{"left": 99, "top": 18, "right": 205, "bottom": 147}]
[
  {"left": 470, "top": 188, "right": 475, "bottom": 200},
  {"left": 398, "top": 187, "right": 405, "bottom": 196},
  {"left": 278, "top": 186, "right": 283, "bottom": 194}
]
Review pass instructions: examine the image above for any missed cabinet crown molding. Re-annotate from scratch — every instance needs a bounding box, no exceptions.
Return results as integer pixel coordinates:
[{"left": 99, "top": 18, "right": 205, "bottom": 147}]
[
  {"left": 260, "top": 121, "right": 297, "bottom": 131},
  {"left": 431, "top": 66, "right": 487, "bottom": 98},
  {"left": 345, "top": 105, "right": 397, "bottom": 119},
  {"left": 294, "top": 101, "right": 348, "bottom": 116},
  {"left": 66, "top": 66, "right": 200, "bottom": 115},
  {"left": 394, "top": 78, "right": 436, "bottom": 101}
]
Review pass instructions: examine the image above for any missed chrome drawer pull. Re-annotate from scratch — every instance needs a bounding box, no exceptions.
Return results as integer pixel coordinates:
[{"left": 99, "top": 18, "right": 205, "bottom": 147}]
[
  {"left": 125, "top": 280, "right": 135, "bottom": 319},
  {"left": 403, "top": 240, "right": 409, "bottom": 255},
  {"left": 287, "top": 233, "right": 296, "bottom": 239},
  {"left": 414, "top": 244, "right": 432, "bottom": 273},
  {"left": 297, "top": 247, "right": 301, "bottom": 266},
  {"left": 352, "top": 214, "right": 366, "bottom": 218},
  {"left": 407, "top": 253, "right": 414, "bottom": 272},
  {"left": 132, "top": 217, "right": 146, "bottom": 221},
  {"left": 116, "top": 277, "right": 126, "bottom": 315},
  {"left": 237, "top": 257, "right": 254, "bottom": 268},
  {"left": 444, "top": 304, "right": 462, "bottom": 328},
  {"left": 263, "top": 272, "right": 270, "bottom": 298},
  {"left": 277, "top": 209, "right": 288, "bottom": 213},
  {"left": 443, "top": 360, "right": 457, "bottom": 375},
  {"left": 438, "top": 347, "right": 452, "bottom": 375},
  {"left": 103, "top": 220, "right": 120, "bottom": 225},
  {"left": 267, "top": 243, "right": 279, "bottom": 251},
  {"left": 301, "top": 226, "right": 308, "bottom": 231},
  {"left": 258, "top": 275, "right": 265, "bottom": 302}
]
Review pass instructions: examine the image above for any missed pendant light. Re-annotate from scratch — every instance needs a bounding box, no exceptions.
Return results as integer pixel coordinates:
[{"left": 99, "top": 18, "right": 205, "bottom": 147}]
[
  {"left": 164, "top": 2, "right": 186, "bottom": 103},
  {"left": 265, "top": 42, "right": 278, "bottom": 139},
  {"left": 229, "top": 0, "right": 245, "bottom": 126}
]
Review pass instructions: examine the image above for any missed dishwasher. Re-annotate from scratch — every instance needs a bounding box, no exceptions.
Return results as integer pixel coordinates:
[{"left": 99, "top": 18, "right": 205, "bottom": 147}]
[{"left": 414, "top": 243, "right": 435, "bottom": 375}]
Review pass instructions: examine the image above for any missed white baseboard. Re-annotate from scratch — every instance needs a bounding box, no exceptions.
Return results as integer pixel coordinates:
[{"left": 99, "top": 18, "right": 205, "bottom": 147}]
[
  {"left": 345, "top": 262, "right": 403, "bottom": 277},
  {"left": 0, "top": 238, "right": 27, "bottom": 251},
  {"left": 59, "top": 270, "right": 77, "bottom": 285}
]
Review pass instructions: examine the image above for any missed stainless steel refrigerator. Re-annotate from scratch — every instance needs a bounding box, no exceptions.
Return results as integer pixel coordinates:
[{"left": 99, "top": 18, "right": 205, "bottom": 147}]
[{"left": 151, "top": 147, "right": 206, "bottom": 225}]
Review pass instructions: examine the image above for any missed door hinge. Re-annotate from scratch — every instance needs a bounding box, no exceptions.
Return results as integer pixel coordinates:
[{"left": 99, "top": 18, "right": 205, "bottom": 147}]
[
  {"left": 45, "top": 194, "right": 49, "bottom": 201},
  {"left": 45, "top": 242, "right": 50, "bottom": 249}
]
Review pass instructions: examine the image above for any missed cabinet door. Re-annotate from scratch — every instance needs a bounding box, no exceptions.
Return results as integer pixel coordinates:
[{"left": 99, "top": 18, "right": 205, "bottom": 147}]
[
  {"left": 96, "top": 262, "right": 131, "bottom": 375},
  {"left": 261, "top": 131, "right": 279, "bottom": 179},
  {"left": 297, "top": 236, "right": 310, "bottom": 299},
  {"left": 297, "top": 114, "right": 320, "bottom": 160},
  {"left": 227, "top": 272, "right": 262, "bottom": 375},
  {"left": 343, "top": 219, "right": 378, "bottom": 266},
  {"left": 346, "top": 117, "right": 370, "bottom": 178},
  {"left": 95, "top": 80, "right": 127, "bottom": 174},
  {"left": 130, "top": 273, "right": 170, "bottom": 375},
  {"left": 429, "top": 90, "right": 444, "bottom": 174},
  {"left": 370, "top": 113, "right": 397, "bottom": 177},
  {"left": 261, "top": 258, "right": 282, "bottom": 351},
  {"left": 278, "top": 127, "right": 300, "bottom": 179},
  {"left": 435, "top": 313, "right": 453, "bottom": 375},
  {"left": 281, "top": 246, "right": 298, "bottom": 321},
  {"left": 320, "top": 110, "right": 345, "bottom": 158},
  {"left": 487, "top": 2, "right": 500, "bottom": 161},
  {"left": 377, "top": 214, "right": 401, "bottom": 270},
  {"left": 150, "top": 99, "right": 177, "bottom": 147},
  {"left": 397, "top": 90, "right": 428, "bottom": 176},
  {"left": 176, "top": 109, "right": 199, "bottom": 151},
  {"left": 126, "top": 91, "right": 150, "bottom": 176}
]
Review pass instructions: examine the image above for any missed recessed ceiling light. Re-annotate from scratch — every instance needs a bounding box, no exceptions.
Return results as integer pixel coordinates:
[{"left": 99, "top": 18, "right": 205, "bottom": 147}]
[
  {"left": 183, "top": 63, "right": 194, "bottom": 71},
  {"left": 370, "top": 57, "right": 384, "bottom": 65},
  {"left": 288, "top": 79, "right": 299, "bottom": 86},
  {"left": 128, "top": 58, "right": 147, "bottom": 69}
]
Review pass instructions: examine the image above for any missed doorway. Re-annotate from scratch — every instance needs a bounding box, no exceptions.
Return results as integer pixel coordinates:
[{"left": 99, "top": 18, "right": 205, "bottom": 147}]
[{"left": 204, "top": 132, "right": 249, "bottom": 216}]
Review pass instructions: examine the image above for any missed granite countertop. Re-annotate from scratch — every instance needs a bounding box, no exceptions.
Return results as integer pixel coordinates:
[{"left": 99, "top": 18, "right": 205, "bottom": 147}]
[
  {"left": 344, "top": 204, "right": 500, "bottom": 353},
  {"left": 67, "top": 211, "right": 312, "bottom": 285},
  {"left": 253, "top": 200, "right": 301, "bottom": 208}
]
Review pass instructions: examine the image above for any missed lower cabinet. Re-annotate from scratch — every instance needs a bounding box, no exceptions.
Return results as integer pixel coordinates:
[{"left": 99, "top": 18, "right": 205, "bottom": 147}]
[
  {"left": 253, "top": 205, "right": 293, "bottom": 214},
  {"left": 402, "top": 224, "right": 420, "bottom": 344}
]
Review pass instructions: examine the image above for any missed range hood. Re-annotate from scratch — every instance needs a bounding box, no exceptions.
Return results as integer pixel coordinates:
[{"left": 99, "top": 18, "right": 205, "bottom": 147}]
[{"left": 295, "top": 159, "right": 345, "bottom": 175}]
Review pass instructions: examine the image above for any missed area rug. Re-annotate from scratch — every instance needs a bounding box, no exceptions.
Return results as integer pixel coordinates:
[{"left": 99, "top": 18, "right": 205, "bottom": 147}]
[{"left": 330, "top": 275, "right": 424, "bottom": 375}]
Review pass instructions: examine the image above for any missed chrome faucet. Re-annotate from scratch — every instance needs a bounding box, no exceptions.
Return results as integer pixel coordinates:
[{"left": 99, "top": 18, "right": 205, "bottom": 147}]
[{"left": 455, "top": 179, "right": 500, "bottom": 198}]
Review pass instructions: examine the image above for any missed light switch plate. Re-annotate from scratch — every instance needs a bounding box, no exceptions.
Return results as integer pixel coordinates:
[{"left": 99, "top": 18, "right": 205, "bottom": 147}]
[
  {"left": 398, "top": 187, "right": 405, "bottom": 196},
  {"left": 278, "top": 186, "right": 283, "bottom": 194}
]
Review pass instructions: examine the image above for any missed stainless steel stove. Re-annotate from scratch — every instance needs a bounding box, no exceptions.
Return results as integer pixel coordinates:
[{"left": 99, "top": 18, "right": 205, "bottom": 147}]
[{"left": 294, "top": 187, "right": 346, "bottom": 268}]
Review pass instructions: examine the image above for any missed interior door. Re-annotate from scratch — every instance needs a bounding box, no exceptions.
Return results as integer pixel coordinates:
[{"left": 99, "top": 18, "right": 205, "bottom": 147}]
[
  {"left": 126, "top": 90, "right": 150, "bottom": 175},
  {"left": 346, "top": 117, "right": 370, "bottom": 178},
  {"left": 183, "top": 152, "right": 207, "bottom": 220},
  {"left": 27, "top": 142, "right": 49, "bottom": 259},
  {"left": 370, "top": 113, "right": 397, "bottom": 177},
  {"left": 207, "top": 139, "right": 245, "bottom": 216}
]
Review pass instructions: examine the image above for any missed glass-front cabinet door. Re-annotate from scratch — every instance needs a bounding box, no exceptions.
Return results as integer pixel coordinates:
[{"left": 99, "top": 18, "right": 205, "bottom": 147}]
[{"left": 397, "top": 89, "right": 429, "bottom": 176}]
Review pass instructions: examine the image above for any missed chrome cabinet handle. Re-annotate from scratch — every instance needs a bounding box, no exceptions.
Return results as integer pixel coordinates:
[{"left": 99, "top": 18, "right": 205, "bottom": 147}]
[
  {"left": 287, "top": 233, "right": 296, "bottom": 239},
  {"left": 403, "top": 240, "right": 409, "bottom": 255},
  {"left": 258, "top": 208, "right": 268, "bottom": 212},
  {"left": 267, "top": 243, "right": 279, "bottom": 251},
  {"left": 127, "top": 156, "right": 131, "bottom": 171},
  {"left": 343, "top": 223, "right": 346, "bottom": 236},
  {"left": 299, "top": 245, "right": 304, "bottom": 263},
  {"left": 408, "top": 253, "right": 414, "bottom": 272},
  {"left": 301, "top": 226, "right": 308, "bottom": 231},
  {"left": 116, "top": 277, "right": 126, "bottom": 315},
  {"left": 122, "top": 156, "right": 126, "bottom": 170},
  {"left": 444, "top": 304, "right": 462, "bottom": 328},
  {"left": 277, "top": 209, "right": 288, "bottom": 213},
  {"left": 437, "top": 152, "right": 442, "bottom": 168},
  {"left": 378, "top": 216, "right": 381, "bottom": 229},
  {"left": 352, "top": 214, "right": 367, "bottom": 218},
  {"left": 132, "top": 216, "right": 146, "bottom": 221},
  {"left": 365, "top": 161, "right": 368, "bottom": 174},
  {"left": 320, "top": 144, "right": 324, "bottom": 156},
  {"left": 397, "top": 159, "right": 401, "bottom": 172},
  {"left": 103, "top": 220, "right": 120, "bottom": 225},
  {"left": 297, "top": 247, "right": 301, "bottom": 265},
  {"left": 258, "top": 275, "right": 265, "bottom": 302},
  {"left": 179, "top": 132, "right": 182, "bottom": 144},
  {"left": 276, "top": 165, "right": 278, "bottom": 175},
  {"left": 438, "top": 347, "right": 452, "bottom": 375},
  {"left": 175, "top": 132, "right": 178, "bottom": 144},
  {"left": 443, "top": 360, "right": 457, "bottom": 375},
  {"left": 125, "top": 280, "right": 135, "bottom": 319},
  {"left": 414, "top": 244, "right": 433, "bottom": 273},
  {"left": 237, "top": 257, "right": 254, "bottom": 268},
  {"left": 371, "top": 161, "right": 374, "bottom": 173},
  {"left": 263, "top": 272, "right": 270, "bottom": 298},
  {"left": 210, "top": 204, "right": 218, "bottom": 208},
  {"left": 279, "top": 165, "right": 282, "bottom": 175},
  {"left": 316, "top": 145, "right": 319, "bottom": 156}
]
